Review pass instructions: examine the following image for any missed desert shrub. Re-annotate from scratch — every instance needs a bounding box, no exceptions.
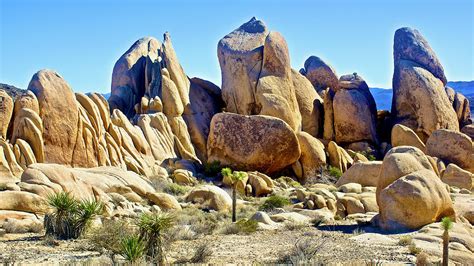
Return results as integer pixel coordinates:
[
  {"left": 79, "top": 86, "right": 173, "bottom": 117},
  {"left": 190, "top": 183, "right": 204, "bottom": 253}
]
[
  {"left": 328, "top": 166, "right": 342, "bottom": 179},
  {"left": 284, "top": 221, "right": 307, "bottom": 231},
  {"left": 282, "top": 238, "right": 327, "bottom": 265},
  {"left": 163, "top": 183, "right": 188, "bottom": 196},
  {"left": 416, "top": 251, "right": 429, "bottom": 266},
  {"left": 120, "top": 235, "right": 145, "bottom": 264},
  {"left": 221, "top": 219, "right": 258, "bottom": 235},
  {"left": 137, "top": 213, "right": 174, "bottom": 264},
  {"left": 204, "top": 160, "right": 222, "bottom": 177},
  {"left": 398, "top": 235, "right": 413, "bottom": 246},
  {"left": 409, "top": 243, "right": 422, "bottom": 255},
  {"left": 189, "top": 242, "right": 213, "bottom": 263},
  {"left": 259, "top": 195, "right": 291, "bottom": 212},
  {"left": 45, "top": 192, "right": 103, "bottom": 240},
  {"left": 88, "top": 219, "right": 135, "bottom": 254},
  {"left": 172, "top": 207, "right": 222, "bottom": 237}
]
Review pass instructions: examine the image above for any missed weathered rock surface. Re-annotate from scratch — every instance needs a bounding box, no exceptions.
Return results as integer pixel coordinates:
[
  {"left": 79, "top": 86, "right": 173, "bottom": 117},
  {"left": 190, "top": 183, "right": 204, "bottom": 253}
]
[
  {"left": 376, "top": 146, "right": 454, "bottom": 230},
  {"left": 392, "top": 28, "right": 459, "bottom": 141},
  {"left": 185, "top": 185, "right": 232, "bottom": 212},
  {"left": 295, "top": 131, "right": 326, "bottom": 183},
  {"left": 109, "top": 37, "right": 160, "bottom": 117},
  {"left": 292, "top": 69, "right": 324, "bottom": 137},
  {"left": 393, "top": 27, "right": 447, "bottom": 84},
  {"left": 426, "top": 129, "right": 473, "bottom": 172},
  {"left": 391, "top": 124, "right": 426, "bottom": 153},
  {"left": 333, "top": 74, "right": 378, "bottom": 144},
  {"left": 336, "top": 161, "right": 382, "bottom": 187},
  {"left": 301, "top": 56, "right": 339, "bottom": 91},
  {"left": 218, "top": 17, "right": 268, "bottom": 115},
  {"left": 207, "top": 113, "right": 300, "bottom": 174},
  {"left": 328, "top": 141, "right": 353, "bottom": 172},
  {"left": 0, "top": 90, "right": 13, "bottom": 140},
  {"left": 441, "top": 163, "right": 473, "bottom": 190}
]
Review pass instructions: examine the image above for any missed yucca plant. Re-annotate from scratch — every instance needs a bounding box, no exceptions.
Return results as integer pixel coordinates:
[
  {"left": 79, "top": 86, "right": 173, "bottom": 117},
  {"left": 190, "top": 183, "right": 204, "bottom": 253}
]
[
  {"left": 45, "top": 192, "right": 102, "bottom": 239},
  {"left": 221, "top": 167, "right": 247, "bottom": 222},
  {"left": 72, "top": 199, "right": 103, "bottom": 238},
  {"left": 45, "top": 192, "right": 78, "bottom": 239},
  {"left": 137, "top": 213, "right": 174, "bottom": 265},
  {"left": 441, "top": 217, "right": 453, "bottom": 266},
  {"left": 121, "top": 235, "right": 145, "bottom": 264}
]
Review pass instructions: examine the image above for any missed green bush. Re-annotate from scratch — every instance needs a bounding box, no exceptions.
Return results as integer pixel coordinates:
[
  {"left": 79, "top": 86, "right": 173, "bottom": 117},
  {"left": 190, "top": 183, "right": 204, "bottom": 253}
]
[
  {"left": 137, "top": 213, "right": 174, "bottom": 264},
  {"left": 204, "top": 160, "right": 222, "bottom": 177},
  {"left": 121, "top": 235, "right": 145, "bottom": 263},
  {"left": 398, "top": 235, "right": 413, "bottom": 246},
  {"left": 88, "top": 219, "right": 135, "bottom": 254},
  {"left": 45, "top": 192, "right": 103, "bottom": 240},
  {"left": 259, "top": 195, "right": 291, "bottom": 212},
  {"left": 328, "top": 166, "right": 342, "bottom": 179},
  {"left": 221, "top": 219, "right": 258, "bottom": 235},
  {"left": 163, "top": 183, "right": 188, "bottom": 195}
]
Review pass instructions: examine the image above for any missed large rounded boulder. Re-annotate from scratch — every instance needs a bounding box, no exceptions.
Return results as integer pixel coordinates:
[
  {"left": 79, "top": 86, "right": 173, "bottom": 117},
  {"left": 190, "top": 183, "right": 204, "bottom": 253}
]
[
  {"left": 426, "top": 129, "right": 473, "bottom": 173},
  {"left": 207, "top": 113, "right": 300, "bottom": 174},
  {"left": 376, "top": 146, "right": 454, "bottom": 230}
]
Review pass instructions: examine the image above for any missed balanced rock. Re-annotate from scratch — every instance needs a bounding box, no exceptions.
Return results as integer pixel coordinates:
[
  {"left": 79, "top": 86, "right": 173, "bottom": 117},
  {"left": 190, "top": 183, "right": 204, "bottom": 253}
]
[
  {"left": 392, "top": 28, "right": 458, "bottom": 141},
  {"left": 302, "top": 56, "right": 339, "bottom": 91},
  {"left": 218, "top": 17, "right": 268, "bottom": 115},
  {"left": 333, "top": 74, "right": 378, "bottom": 144},
  {"left": 207, "top": 113, "right": 300, "bottom": 174},
  {"left": 109, "top": 37, "right": 160, "bottom": 117}
]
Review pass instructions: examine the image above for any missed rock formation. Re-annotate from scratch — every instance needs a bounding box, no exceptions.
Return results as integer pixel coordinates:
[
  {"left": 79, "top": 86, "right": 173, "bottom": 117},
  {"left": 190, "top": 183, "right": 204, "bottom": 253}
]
[{"left": 392, "top": 28, "right": 459, "bottom": 141}]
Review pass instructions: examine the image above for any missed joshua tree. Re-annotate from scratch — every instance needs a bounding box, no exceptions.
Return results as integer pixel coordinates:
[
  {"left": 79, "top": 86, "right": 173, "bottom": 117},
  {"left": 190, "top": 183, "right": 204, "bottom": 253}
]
[
  {"left": 441, "top": 217, "right": 453, "bottom": 266},
  {"left": 221, "top": 167, "right": 248, "bottom": 222}
]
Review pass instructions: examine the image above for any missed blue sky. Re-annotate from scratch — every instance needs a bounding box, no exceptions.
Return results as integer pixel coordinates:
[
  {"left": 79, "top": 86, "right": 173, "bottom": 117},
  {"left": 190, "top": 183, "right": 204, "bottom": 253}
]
[{"left": 1, "top": 0, "right": 473, "bottom": 93}]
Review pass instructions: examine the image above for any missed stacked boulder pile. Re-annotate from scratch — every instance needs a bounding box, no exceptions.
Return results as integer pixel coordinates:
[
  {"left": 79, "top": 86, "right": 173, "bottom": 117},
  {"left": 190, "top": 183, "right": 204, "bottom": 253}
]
[{"left": 0, "top": 18, "right": 472, "bottom": 245}]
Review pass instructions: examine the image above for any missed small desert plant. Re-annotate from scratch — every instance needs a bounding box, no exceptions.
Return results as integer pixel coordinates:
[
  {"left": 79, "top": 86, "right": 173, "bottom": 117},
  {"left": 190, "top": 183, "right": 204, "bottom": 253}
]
[
  {"left": 204, "top": 160, "right": 222, "bottom": 176},
  {"left": 163, "top": 182, "right": 188, "bottom": 195},
  {"left": 189, "top": 242, "right": 213, "bottom": 263},
  {"left": 137, "top": 213, "right": 174, "bottom": 264},
  {"left": 328, "top": 166, "right": 342, "bottom": 179},
  {"left": 120, "top": 235, "right": 145, "bottom": 264},
  {"left": 408, "top": 243, "right": 422, "bottom": 255},
  {"left": 441, "top": 217, "right": 453, "bottom": 266},
  {"left": 221, "top": 167, "right": 248, "bottom": 222},
  {"left": 284, "top": 221, "right": 307, "bottom": 231},
  {"left": 45, "top": 192, "right": 102, "bottom": 240},
  {"left": 399, "top": 235, "right": 413, "bottom": 246},
  {"left": 416, "top": 251, "right": 429, "bottom": 266},
  {"left": 284, "top": 238, "right": 327, "bottom": 265},
  {"left": 352, "top": 227, "right": 366, "bottom": 236},
  {"left": 221, "top": 219, "right": 258, "bottom": 235},
  {"left": 259, "top": 195, "right": 291, "bottom": 212},
  {"left": 88, "top": 219, "right": 135, "bottom": 254}
]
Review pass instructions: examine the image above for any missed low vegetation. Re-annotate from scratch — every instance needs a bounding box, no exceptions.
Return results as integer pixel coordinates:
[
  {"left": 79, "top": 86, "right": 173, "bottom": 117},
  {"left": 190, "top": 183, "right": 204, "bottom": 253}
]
[
  {"left": 204, "top": 160, "right": 222, "bottom": 177},
  {"left": 44, "top": 192, "right": 103, "bottom": 240},
  {"left": 328, "top": 166, "right": 342, "bottom": 179},
  {"left": 221, "top": 219, "right": 258, "bottom": 235},
  {"left": 137, "top": 213, "right": 174, "bottom": 264},
  {"left": 259, "top": 194, "right": 291, "bottom": 212},
  {"left": 120, "top": 235, "right": 145, "bottom": 264},
  {"left": 398, "top": 235, "right": 413, "bottom": 246}
]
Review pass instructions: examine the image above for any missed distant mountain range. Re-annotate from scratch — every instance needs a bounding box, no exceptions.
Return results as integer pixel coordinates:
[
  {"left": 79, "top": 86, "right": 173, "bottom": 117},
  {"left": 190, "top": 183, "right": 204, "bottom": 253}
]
[{"left": 370, "top": 81, "right": 474, "bottom": 114}]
